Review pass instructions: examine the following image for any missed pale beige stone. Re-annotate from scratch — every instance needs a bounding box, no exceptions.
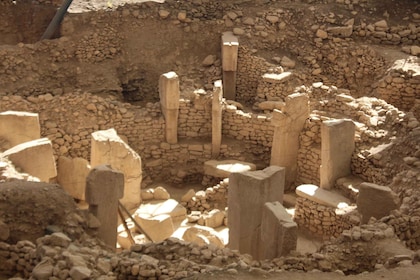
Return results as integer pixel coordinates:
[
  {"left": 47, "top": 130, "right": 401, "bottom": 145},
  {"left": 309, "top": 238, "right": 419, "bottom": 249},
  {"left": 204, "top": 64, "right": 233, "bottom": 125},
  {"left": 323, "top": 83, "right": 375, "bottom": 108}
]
[
  {"left": 135, "top": 214, "right": 175, "bottom": 242},
  {"left": 0, "top": 111, "right": 40, "bottom": 151},
  {"left": 91, "top": 128, "right": 142, "bottom": 210},
  {"left": 2, "top": 138, "right": 56, "bottom": 182},
  {"left": 182, "top": 225, "right": 224, "bottom": 248},
  {"left": 159, "top": 72, "right": 180, "bottom": 144},
  {"left": 295, "top": 184, "right": 350, "bottom": 208},
  {"left": 204, "top": 159, "right": 256, "bottom": 178},
  {"left": 57, "top": 156, "right": 91, "bottom": 201}
]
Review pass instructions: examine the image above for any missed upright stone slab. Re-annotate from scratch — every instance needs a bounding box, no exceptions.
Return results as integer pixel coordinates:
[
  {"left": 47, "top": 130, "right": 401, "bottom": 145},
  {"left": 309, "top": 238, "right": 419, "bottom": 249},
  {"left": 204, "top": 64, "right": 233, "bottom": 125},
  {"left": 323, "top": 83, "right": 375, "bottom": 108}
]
[
  {"left": 270, "top": 93, "right": 309, "bottom": 190},
  {"left": 85, "top": 165, "right": 124, "bottom": 249},
  {"left": 57, "top": 156, "right": 91, "bottom": 201},
  {"left": 0, "top": 111, "right": 40, "bottom": 150},
  {"left": 221, "top": 32, "right": 239, "bottom": 100},
  {"left": 357, "top": 182, "right": 400, "bottom": 224},
  {"left": 228, "top": 166, "right": 285, "bottom": 259},
  {"left": 260, "top": 201, "right": 297, "bottom": 260},
  {"left": 91, "top": 128, "right": 142, "bottom": 210},
  {"left": 320, "top": 119, "right": 355, "bottom": 190},
  {"left": 212, "top": 80, "right": 223, "bottom": 158},
  {"left": 2, "top": 138, "right": 56, "bottom": 182},
  {"left": 159, "top": 71, "right": 180, "bottom": 144}
]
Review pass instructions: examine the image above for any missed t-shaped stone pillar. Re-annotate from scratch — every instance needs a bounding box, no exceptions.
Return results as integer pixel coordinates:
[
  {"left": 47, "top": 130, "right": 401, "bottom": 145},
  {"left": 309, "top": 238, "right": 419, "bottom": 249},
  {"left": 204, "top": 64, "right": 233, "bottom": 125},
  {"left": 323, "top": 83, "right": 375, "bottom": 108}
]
[
  {"left": 221, "top": 31, "right": 239, "bottom": 101},
  {"left": 85, "top": 165, "right": 124, "bottom": 249},
  {"left": 270, "top": 93, "right": 309, "bottom": 190},
  {"left": 212, "top": 80, "right": 223, "bottom": 158},
  {"left": 228, "top": 166, "right": 285, "bottom": 259},
  {"left": 159, "top": 71, "right": 180, "bottom": 144},
  {"left": 320, "top": 119, "right": 355, "bottom": 189}
]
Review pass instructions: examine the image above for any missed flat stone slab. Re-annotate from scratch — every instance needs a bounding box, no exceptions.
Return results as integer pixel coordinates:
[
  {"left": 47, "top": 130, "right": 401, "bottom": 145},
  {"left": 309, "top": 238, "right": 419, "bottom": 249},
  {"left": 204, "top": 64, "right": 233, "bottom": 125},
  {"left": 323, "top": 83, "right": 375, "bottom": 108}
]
[
  {"left": 134, "top": 199, "right": 187, "bottom": 221},
  {"left": 295, "top": 184, "right": 350, "bottom": 208},
  {"left": 262, "top": 72, "right": 292, "bottom": 83},
  {"left": 204, "top": 160, "right": 256, "bottom": 178}
]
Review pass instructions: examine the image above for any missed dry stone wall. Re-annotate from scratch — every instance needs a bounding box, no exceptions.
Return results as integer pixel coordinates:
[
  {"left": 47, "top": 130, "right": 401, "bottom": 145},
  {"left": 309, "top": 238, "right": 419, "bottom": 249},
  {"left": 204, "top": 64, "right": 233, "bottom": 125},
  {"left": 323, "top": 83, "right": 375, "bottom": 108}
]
[{"left": 294, "top": 197, "right": 360, "bottom": 238}]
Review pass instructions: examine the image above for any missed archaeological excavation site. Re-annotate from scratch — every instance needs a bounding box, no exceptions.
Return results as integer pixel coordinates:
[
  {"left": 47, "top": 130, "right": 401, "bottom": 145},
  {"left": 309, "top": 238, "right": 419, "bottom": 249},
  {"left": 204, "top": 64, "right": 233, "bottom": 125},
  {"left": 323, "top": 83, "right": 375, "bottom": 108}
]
[{"left": 0, "top": 0, "right": 419, "bottom": 279}]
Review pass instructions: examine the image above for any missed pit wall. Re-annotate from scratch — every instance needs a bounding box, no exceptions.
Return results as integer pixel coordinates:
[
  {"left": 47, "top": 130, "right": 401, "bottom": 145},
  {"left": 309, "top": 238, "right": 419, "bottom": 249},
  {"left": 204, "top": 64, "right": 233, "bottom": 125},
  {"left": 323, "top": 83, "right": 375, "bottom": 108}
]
[
  {"left": 0, "top": 78, "right": 413, "bottom": 187},
  {"left": 294, "top": 197, "right": 359, "bottom": 238},
  {"left": 374, "top": 58, "right": 420, "bottom": 112}
]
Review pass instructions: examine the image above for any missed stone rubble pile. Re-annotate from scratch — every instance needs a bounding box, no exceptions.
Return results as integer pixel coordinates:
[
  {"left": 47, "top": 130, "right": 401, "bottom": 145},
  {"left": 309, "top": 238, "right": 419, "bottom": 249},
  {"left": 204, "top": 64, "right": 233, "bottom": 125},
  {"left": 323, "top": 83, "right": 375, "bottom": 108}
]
[{"left": 182, "top": 179, "right": 229, "bottom": 213}]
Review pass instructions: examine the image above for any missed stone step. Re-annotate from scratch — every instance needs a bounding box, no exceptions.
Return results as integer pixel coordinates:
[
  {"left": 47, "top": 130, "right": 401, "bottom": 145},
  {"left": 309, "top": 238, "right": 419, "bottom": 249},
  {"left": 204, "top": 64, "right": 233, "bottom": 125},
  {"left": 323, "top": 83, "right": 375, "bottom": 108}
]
[
  {"left": 336, "top": 175, "right": 365, "bottom": 201},
  {"left": 295, "top": 184, "right": 351, "bottom": 209}
]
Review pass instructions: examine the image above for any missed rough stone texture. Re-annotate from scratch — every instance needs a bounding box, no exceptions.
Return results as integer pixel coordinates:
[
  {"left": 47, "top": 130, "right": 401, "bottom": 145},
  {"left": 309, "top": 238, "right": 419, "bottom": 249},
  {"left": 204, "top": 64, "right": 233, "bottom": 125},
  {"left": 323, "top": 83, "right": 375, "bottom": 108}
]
[
  {"left": 228, "top": 166, "right": 285, "bottom": 259},
  {"left": 320, "top": 119, "right": 355, "bottom": 190},
  {"left": 91, "top": 128, "right": 142, "bottom": 210},
  {"left": 260, "top": 201, "right": 297, "bottom": 260},
  {"left": 270, "top": 92, "right": 310, "bottom": 189},
  {"left": 221, "top": 31, "right": 239, "bottom": 100},
  {"left": 212, "top": 80, "right": 223, "bottom": 157},
  {"left": 357, "top": 182, "right": 400, "bottom": 224},
  {"left": 0, "top": 111, "right": 40, "bottom": 151},
  {"left": 159, "top": 71, "right": 180, "bottom": 144},
  {"left": 182, "top": 225, "right": 224, "bottom": 248},
  {"left": 296, "top": 184, "right": 351, "bottom": 209},
  {"left": 57, "top": 156, "right": 91, "bottom": 201},
  {"left": 135, "top": 214, "right": 175, "bottom": 242},
  {"left": 2, "top": 138, "right": 56, "bottom": 182},
  {"left": 86, "top": 165, "right": 124, "bottom": 249}
]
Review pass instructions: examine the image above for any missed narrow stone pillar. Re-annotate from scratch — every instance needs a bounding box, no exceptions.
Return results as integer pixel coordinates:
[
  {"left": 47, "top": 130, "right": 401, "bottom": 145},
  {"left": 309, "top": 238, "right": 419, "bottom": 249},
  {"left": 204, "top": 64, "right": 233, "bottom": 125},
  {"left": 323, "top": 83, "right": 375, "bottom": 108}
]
[
  {"left": 260, "top": 201, "right": 297, "bottom": 260},
  {"left": 221, "top": 31, "right": 239, "bottom": 100},
  {"left": 320, "top": 119, "right": 355, "bottom": 189},
  {"left": 228, "top": 166, "right": 285, "bottom": 259},
  {"left": 270, "top": 93, "right": 309, "bottom": 190},
  {"left": 212, "top": 80, "right": 223, "bottom": 158},
  {"left": 86, "top": 165, "right": 124, "bottom": 249},
  {"left": 159, "top": 71, "right": 180, "bottom": 144}
]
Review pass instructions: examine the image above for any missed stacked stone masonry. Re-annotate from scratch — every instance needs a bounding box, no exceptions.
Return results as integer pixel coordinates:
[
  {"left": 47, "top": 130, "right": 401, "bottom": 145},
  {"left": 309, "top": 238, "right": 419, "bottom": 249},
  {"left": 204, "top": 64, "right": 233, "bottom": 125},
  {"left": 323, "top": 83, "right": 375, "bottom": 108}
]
[{"left": 294, "top": 197, "right": 360, "bottom": 238}]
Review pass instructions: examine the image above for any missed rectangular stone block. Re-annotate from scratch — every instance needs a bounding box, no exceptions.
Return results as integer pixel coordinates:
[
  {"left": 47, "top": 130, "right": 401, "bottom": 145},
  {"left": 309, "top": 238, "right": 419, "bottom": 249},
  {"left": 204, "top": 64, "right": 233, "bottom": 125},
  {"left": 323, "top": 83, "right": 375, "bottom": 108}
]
[
  {"left": 57, "top": 156, "right": 91, "bottom": 201},
  {"left": 223, "top": 71, "right": 236, "bottom": 101},
  {"left": 228, "top": 166, "right": 285, "bottom": 259},
  {"left": 222, "top": 32, "right": 239, "bottom": 71},
  {"left": 260, "top": 201, "right": 297, "bottom": 259},
  {"left": 2, "top": 138, "right": 56, "bottom": 182},
  {"left": 320, "top": 119, "right": 355, "bottom": 189},
  {"left": 0, "top": 111, "right": 40, "bottom": 150}
]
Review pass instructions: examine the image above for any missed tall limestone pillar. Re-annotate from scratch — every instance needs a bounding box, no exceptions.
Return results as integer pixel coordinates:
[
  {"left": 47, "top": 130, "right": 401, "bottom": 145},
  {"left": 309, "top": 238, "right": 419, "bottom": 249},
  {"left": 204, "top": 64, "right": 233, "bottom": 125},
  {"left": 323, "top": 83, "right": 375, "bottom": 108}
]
[
  {"left": 86, "top": 165, "right": 124, "bottom": 249},
  {"left": 212, "top": 80, "right": 223, "bottom": 158},
  {"left": 228, "top": 166, "right": 285, "bottom": 259},
  {"left": 270, "top": 93, "right": 309, "bottom": 190},
  {"left": 159, "top": 71, "right": 180, "bottom": 144},
  {"left": 320, "top": 119, "right": 355, "bottom": 189},
  {"left": 221, "top": 32, "right": 239, "bottom": 100}
]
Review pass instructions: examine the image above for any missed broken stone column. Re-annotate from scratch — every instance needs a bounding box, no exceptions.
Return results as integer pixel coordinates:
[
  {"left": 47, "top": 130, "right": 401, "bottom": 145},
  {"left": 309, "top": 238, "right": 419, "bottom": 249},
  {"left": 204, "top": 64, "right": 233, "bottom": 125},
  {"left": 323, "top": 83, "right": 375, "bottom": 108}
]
[
  {"left": 221, "top": 31, "right": 239, "bottom": 100},
  {"left": 357, "top": 182, "right": 400, "bottom": 224},
  {"left": 212, "top": 80, "right": 223, "bottom": 158},
  {"left": 91, "top": 128, "right": 142, "bottom": 210},
  {"left": 228, "top": 166, "right": 285, "bottom": 259},
  {"left": 260, "top": 201, "right": 297, "bottom": 259},
  {"left": 86, "top": 165, "right": 124, "bottom": 249},
  {"left": 2, "top": 138, "right": 56, "bottom": 182},
  {"left": 0, "top": 111, "right": 40, "bottom": 150},
  {"left": 57, "top": 156, "right": 91, "bottom": 201},
  {"left": 320, "top": 119, "right": 355, "bottom": 189},
  {"left": 159, "top": 71, "right": 180, "bottom": 144},
  {"left": 270, "top": 93, "right": 309, "bottom": 190}
]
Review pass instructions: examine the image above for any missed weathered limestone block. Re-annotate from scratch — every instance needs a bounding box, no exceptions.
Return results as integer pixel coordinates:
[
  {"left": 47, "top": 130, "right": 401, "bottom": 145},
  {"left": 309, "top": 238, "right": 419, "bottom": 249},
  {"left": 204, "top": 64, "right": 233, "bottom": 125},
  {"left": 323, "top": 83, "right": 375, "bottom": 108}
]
[
  {"left": 57, "top": 156, "right": 91, "bottom": 201},
  {"left": 203, "top": 209, "right": 225, "bottom": 228},
  {"left": 295, "top": 184, "right": 350, "bottom": 208},
  {"left": 270, "top": 93, "right": 310, "bottom": 189},
  {"left": 212, "top": 80, "right": 223, "bottom": 158},
  {"left": 2, "top": 138, "right": 56, "bottom": 182},
  {"left": 183, "top": 225, "right": 225, "bottom": 248},
  {"left": 320, "top": 119, "right": 355, "bottom": 190},
  {"left": 204, "top": 159, "right": 256, "bottom": 178},
  {"left": 357, "top": 182, "right": 400, "bottom": 224},
  {"left": 0, "top": 111, "right": 40, "bottom": 151},
  {"left": 222, "top": 31, "right": 239, "bottom": 100},
  {"left": 228, "top": 166, "right": 285, "bottom": 259},
  {"left": 260, "top": 201, "right": 297, "bottom": 259},
  {"left": 86, "top": 165, "right": 124, "bottom": 249},
  {"left": 135, "top": 214, "right": 175, "bottom": 242},
  {"left": 134, "top": 199, "right": 187, "bottom": 223},
  {"left": 262, "top": 72, "right": 292, "bottom": 83},
  {"left": 159, "top": 71, "right": 180, "bottom": 144},
  {"left": 91, "top": 128, "right": 142, "bottom": 210}
]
